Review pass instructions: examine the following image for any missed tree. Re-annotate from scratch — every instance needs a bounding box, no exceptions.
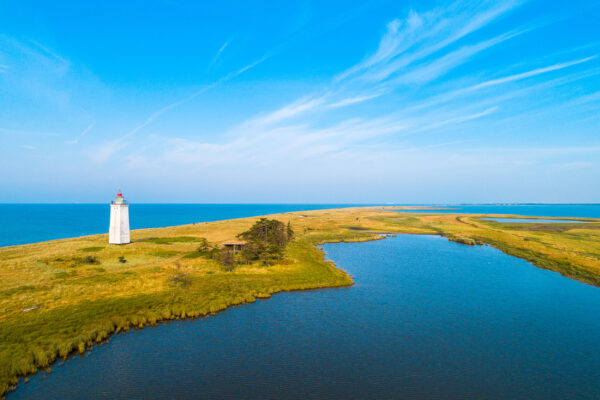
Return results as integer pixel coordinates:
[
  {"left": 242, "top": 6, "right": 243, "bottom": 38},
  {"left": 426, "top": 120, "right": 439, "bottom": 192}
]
[
  {"left": 237, "top": 218, "right": 294, "bottom": 264},
  {"left": 238, "top": 218, "right": 289, "bottom": 247}
]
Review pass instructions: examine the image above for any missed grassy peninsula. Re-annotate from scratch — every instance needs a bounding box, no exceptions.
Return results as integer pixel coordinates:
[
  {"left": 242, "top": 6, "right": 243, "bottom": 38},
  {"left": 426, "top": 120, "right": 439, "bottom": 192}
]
[{"left": 1, "top": 206, "right": 600, "bottom": 396}]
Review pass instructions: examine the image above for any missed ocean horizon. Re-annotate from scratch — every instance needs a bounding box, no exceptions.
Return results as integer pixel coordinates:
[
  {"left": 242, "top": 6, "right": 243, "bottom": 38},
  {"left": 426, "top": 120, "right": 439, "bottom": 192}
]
[{"left": 1, "top": 203, "right": 599, "bottom": 248}]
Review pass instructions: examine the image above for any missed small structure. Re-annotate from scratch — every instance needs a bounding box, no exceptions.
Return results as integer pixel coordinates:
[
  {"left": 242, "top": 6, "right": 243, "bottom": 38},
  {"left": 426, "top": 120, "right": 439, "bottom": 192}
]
[
  {"left": 222, "top": 242, "right": 246, "bottom": 254},
  {"left": 109, "top": 190, "right": 130, "bottom": 244}
]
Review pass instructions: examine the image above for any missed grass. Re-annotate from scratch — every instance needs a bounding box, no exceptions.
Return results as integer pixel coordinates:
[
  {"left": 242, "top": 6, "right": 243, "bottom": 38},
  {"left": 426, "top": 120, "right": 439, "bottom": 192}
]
[
  {"left": 78, "top": 246, "right": 105, "bottom": 252},
  {"left": 137, "top": 236, "right": 201, "bottom": 245},
  {"left": 0, "top": 206, "right": 599, "bottom": 397}
]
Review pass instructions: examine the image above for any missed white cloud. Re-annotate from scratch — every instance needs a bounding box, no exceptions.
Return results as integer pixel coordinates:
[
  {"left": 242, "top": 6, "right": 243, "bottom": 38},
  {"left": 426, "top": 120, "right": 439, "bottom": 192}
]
[
  {"left": 86, "top": 0, "right": 600, "bottom": 191},
  {"left": 208, "top": 40, "right": 230, "bottom": 69},
  {"left": 327, "top": 93, "right": 383, "bottom": 108},
  {"left": 336, "top": 0, "right": 523, "bottom": 84},
  {"left": 411, "top": 106, "right": 499, "bottom": 134},
  {"left": 470, "top": 56, "right": 597, "bottom": 90},
  {"left": 119, "top": 54, "right": 270, "bottom": 142},
  {"left": 80, "top": 122, "right": 94, "bottom": 136},
  {"left": 393, "top": 29, "right": 526, "bottom": 85},
  {"left": 91, "top": 139, "right": 129, "bottom": 163},
  {"left": 247, "top": 96, "right": 328, "bottom": 127}
]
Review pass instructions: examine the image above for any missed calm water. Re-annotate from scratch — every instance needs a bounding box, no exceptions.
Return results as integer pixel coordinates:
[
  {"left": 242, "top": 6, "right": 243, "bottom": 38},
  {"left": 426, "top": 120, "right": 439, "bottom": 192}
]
[
  {"left": 482, "top": 217, "right": 587, "bottom": 223},
  {"left": 402, "top": 204, "right": 600, "bottom": 218},
  {"left": 10, "top": 235, "right": 600, "bottom": 399},
  {"left": 0, "top": 204, "right": 360, "bottom": 247}
]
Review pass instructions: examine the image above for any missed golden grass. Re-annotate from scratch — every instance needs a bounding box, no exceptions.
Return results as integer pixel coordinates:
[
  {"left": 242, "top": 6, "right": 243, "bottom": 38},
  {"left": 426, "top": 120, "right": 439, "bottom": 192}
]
[{"left": 1, "top": 206, "right": 599, "bottom": 397}]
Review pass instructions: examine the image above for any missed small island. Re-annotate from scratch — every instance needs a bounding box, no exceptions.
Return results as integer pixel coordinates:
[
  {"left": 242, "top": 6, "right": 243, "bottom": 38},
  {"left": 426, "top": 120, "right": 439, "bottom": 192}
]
[{"left": 1, "top": 207, "right": 599, "bottom": 397}]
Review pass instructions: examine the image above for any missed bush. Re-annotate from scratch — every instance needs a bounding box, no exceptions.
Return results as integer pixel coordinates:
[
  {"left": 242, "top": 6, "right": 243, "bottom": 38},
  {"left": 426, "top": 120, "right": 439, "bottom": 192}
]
[
  {"left": 219, "top": 249, "right": 236, "bottom": 271},
  {"left": 169, "top": 271, "right": 191, "bottom": 288},
  {"left": 196, "top": 238, "right": 210, "bottom": 253}
]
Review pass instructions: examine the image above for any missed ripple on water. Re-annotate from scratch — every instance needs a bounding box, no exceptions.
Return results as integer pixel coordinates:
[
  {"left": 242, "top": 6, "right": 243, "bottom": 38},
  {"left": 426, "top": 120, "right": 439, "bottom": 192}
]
[{"left": 9, "top": 235, "right": 600, "bottom": 399}]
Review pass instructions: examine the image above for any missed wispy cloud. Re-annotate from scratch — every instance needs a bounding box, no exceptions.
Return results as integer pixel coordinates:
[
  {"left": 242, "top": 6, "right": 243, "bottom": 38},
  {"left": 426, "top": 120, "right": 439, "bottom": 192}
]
[
  {"left": 91, "top": 139, "right": 129, "bottom": 163},
  {"left": 247, "top": 96, "right": 328, "bottom": 127},
  {"left": 470, "top": 56, "right": 597, "bottom": 90},
  {"left": 92, "top": 54, "right": 270, "bottom": 162},
  {"left": 392, "top": 29, "right": 526, "bottom": 85},
  {"left": 60, "top": 121, "right": 94, "bottom": 146},
  {"left": 80, "top": 122, "right": 94, "bottom": 136},
  {"left": 233, "top": 0, "right": 527, "bottom": 133},
  {"left": 336, "top": 0, "right": 523, "bottom": 84},
  {"left": 410, "top": 106, "right": 499, "bottom": 134},
  {"left": 208, "top": 40, "right": 230, "bottom": 69},
  {"left": 327, "top": 93, "right": 384, "bottom": 108},
  {"left": 89, "top": 0, "right": 600, "bottom": 185},
  {"left": 125, "top": 54, "right": 269, "bottom": 139},
  {"left": 0, "top": 36, "right": 100, "bottom": 114}
]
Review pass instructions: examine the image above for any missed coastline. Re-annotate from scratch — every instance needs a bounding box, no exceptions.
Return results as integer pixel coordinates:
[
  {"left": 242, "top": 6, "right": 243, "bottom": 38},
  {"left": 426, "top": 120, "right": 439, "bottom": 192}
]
[{"left": 1, "top": 206, "right": 600, "bottom": 397}]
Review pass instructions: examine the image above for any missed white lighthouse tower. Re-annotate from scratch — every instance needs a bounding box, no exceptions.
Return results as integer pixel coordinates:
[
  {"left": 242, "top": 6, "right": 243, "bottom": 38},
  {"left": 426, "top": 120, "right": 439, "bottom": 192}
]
[{"left": 109, "top": 190, "right": 130, "bottom": 244}]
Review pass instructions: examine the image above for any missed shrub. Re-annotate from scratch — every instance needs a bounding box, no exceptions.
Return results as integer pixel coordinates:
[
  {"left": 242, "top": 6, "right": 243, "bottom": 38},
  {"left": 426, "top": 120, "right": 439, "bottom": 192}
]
[
  {"left": 196, "top": 238, "right": 210, "bottom": 253},
  {"left": 82, "top": 256, "right": 100, "bottom": 265},
  {"left": 169, "top": 270, "right": 192, "bottom": 288},
  {"left": 219, "top": 249, "right": 236, "bottom": 271}
]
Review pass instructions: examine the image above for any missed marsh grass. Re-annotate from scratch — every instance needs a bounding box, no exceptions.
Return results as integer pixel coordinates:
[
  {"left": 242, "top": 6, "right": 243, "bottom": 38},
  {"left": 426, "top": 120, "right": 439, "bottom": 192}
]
[
  {"left": 78, "top": 247, "right": 104, "bottom": 252},
  {"left": 151, "top": 250, "right": 180, "bottom": 258},
  {"left": 137, "top": 236, "right": 200, "bottom": 245},
  {"left": 0, "top": 207, "right": 599, "bottom": 398},
  {"left": 181, "top": 251, "right": 203, "bottom": 259}
]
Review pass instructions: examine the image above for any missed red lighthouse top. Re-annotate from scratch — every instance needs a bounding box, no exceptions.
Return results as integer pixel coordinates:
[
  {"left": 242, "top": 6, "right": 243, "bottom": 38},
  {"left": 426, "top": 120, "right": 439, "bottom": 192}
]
[{"left": 117, "top": 189, "right": 123, "bottom": 197}]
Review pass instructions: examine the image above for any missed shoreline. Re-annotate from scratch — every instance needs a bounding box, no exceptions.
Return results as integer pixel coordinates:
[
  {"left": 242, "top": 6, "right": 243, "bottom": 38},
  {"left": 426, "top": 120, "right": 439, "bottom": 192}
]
[
  {"left": 2, "top": 207, "right": 600, "bottom": 397},
  {"left": 0, "top": 205, "right": 448, "bottom": 249}
]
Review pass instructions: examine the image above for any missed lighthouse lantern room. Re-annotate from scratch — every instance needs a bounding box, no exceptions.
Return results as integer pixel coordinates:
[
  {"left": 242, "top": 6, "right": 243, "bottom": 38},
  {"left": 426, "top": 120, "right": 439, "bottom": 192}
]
[{"left": 109, "top": 190, "right": 130, "bottom": 244}]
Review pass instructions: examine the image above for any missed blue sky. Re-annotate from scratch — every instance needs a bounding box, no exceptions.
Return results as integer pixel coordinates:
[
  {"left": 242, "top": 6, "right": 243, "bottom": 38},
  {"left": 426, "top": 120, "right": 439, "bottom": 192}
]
[{"left": 0, "top": 0, "right": 599, "bottom": 203}]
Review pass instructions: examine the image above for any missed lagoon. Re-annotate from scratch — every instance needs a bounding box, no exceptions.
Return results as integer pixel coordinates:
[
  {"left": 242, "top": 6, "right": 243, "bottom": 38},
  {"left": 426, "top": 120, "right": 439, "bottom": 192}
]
[
  {"left": 402, "top": 204, "right": 600, "bottom": 218},
  {"left": 482, "top": 217, "right": 587, "bottom": 223},
  {"left": 10, "top": 234, "right": 600, "bottom": 399}
]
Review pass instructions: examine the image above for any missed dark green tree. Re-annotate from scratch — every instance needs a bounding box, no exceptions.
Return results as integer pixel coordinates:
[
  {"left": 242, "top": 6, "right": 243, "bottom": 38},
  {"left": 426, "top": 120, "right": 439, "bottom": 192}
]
[{"left": 237, "top": 218, "right": 294, "bottom": 264}]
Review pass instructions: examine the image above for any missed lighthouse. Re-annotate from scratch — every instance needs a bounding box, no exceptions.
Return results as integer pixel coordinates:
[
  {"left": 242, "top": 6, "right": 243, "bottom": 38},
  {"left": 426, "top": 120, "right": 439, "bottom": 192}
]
[{"left": 109, "top": 190, "right": 130, "bottom": 244}]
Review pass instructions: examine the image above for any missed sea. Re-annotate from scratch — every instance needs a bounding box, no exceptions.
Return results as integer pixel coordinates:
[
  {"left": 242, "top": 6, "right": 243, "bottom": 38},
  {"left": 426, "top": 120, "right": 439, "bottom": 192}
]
[{"left": 1, "top": 203, "right": 599, "bottom": 248}]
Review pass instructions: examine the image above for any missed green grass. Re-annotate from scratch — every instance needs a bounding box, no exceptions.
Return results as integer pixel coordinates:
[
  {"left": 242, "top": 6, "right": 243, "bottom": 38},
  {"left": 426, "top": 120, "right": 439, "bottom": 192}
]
[
  {"left": 78, "top": 246, "right": 105, "bottom": 252},
  {"left": 137, "top": 236, "right": 200, "bottom": 244},
  {"left": 181, "top": 251, "right": 204, "bottom": 259},
  {"left": 151, "top": 250, "right": 180, "bottom": 258}
]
